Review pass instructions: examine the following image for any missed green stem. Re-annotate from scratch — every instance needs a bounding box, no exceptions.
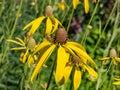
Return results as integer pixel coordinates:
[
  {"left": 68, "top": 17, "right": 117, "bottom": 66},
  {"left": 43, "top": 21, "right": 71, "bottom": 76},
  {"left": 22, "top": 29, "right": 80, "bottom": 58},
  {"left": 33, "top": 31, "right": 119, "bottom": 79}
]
[
  {"left": 103, "top": 5, "right": 119, "bottom": 57},
  {"left": 39, "top": 0, "right": 46, "bottom": 16},
  {"left": 92, "top": 0, "right": 117, "bottom": 56},
  {"left": 108, "top": 62, "right": 114, "bottom": 90},
  {"left": 100, "top": 61, "right": 113, "bottom": 87},
  {"left": 61, "top": 9, "right": 69, "bottom": 24},
  {"left": 81, "top": 0, "right": 100, "bottom": 44},
  {"left": 96, "top": 1, "right": 118, "bottom": 89},
  {"left": 0, "top": 0, "right": 5, "bottom": 17},
  {"left": 46, "top": 58, "right": 56, "bottom": 90},
  {"left": 88, "top": 0, "right": 100, "bottom": 25},
  {"left": 1, "top": 0, "right": 23, "bottom": 63},
  {"left": 92, "top": 19, "right": 102, "bottom": 53},
  {"left": 66, "top": 7, "right": 74, "bottom": 33},
  {"left": 96, "top": 60, "right": 113, "bottom": 90}
]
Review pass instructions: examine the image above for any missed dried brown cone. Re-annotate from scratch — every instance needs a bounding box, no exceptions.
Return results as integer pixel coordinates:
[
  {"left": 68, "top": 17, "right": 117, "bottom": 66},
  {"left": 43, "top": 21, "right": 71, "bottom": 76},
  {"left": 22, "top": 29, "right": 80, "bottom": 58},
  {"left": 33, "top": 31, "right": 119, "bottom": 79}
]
[
  {"left": 27, "top": 37, "right": 36, "bottom": 50},
  {"left": 54, "top": 28, "right": 67, "bottom": 44},
  {"left": 45, "top": 5, "right": 53, "bottom": 17},
  {"left": 109, "top": 48, "right": 117, "bottom": 57}
]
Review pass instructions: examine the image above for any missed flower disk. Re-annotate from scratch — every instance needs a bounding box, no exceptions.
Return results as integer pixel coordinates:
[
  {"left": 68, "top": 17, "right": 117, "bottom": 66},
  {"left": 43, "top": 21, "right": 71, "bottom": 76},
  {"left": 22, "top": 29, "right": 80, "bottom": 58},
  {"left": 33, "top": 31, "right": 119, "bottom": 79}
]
[{"left": 54, "top": 28, "right": 67, "bottom": 44}]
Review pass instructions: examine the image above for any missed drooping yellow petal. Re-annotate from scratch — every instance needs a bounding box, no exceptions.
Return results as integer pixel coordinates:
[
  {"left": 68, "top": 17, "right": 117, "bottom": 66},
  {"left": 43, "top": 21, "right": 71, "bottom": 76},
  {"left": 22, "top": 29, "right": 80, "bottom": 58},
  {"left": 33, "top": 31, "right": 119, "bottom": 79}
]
[
  {"left": 79, "top": 55, "right": 87, "bottom": 65},
  {"left": 61, "top": 0, "right": 64, "bottom": 2},
  {"left": 74, "top": 67, "right": 82, "bottom": 90},
  {"left": 83, "top": 64, "right": 98, "bottom": 78},
  {"left": 73, "top": 0, "right": 80, "bottom": 9},
  {"left": 31, "top": 45, "right": 56, "bottom": 82},
  {"left": 29, "top": 17, "right": 46, "bottom": 35},
  {"left": 66, "top": 41, "right": 86, "bottom": 51},
  {"left": 52, "top": 18, "right": 59, "bottom": 33},
  {"left": 7, "top": 39, "right": 25, "bottom": 46},
  {"left": 11, "top": 47, "right": 26, "bottom": 50},
  {"left": 114, "top": 77, "right": 120, "bottom": 80},
  {"left": 93, "top": 0, "right": 96, "bottom": 3},
  {"left": 45, "top": 17, "right": 53, "bottom": 35},
  {"left": 63, "top": 45, "right": 80, "bottom": 60},
  {"left": 34, "top": 55, "right": 38, "bottom": 61},
  {"left": 115, "top": 57, "right": 120, "bottom": 62},
  {"left": 33, "top": 40, "right": 51, "bottom": 55},
  {"left": 22, "top": 49, "right": 29, "bottom": 63},
  {"left": 23, "top": 16, "right": 45, "bottom": 30},
  {"left": 20, "top": 52, "right": 24, "bottom": 62},
  {"left": 63, "top": 62, "right": 73, "bottom": 83},
  {"left": 57, "top": 2, "right": 66, "bottom": 11},
  {"left": 67, "top": 44, "right": 97, "bottom": 68},
  {"left": 27, "top": 54, "right": 35, "bottom": 67},
  {"left": 113, "top": 81, "right": 120, "bottom": 85},
  {"left": 84, "top": 0, "right": 89, "bottom": 14},
  {"left": 55, "top": 46, "right": 69, "bottom": 82},
  {"left": 112, "top": 57, "right": 117, "bottom": 65},
  {"left": 15, "top": 37, "right": 25, "bottom": 45},
  {"left": 99, "top": 57, "right": 110, "bottom": 61}
]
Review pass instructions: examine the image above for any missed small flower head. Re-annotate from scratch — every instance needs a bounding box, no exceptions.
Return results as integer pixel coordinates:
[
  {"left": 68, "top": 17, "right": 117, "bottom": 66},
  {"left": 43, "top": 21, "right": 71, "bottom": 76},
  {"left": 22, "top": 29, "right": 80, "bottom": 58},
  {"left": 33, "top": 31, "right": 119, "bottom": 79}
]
[
  {"left": 8, "top": 36, "right": 37, "bottom": 67},
  {"left": 99, "top": 48, "right": 120, "bottom": 65},
  {"left": 61, "top": 57, "right": 98, "bottom": 90},
  {"left": 57, "top": 0, "right": 66, "bottom": 11},
  {"left": 45, "top": 5, "right": 53, "bottom": 17}
]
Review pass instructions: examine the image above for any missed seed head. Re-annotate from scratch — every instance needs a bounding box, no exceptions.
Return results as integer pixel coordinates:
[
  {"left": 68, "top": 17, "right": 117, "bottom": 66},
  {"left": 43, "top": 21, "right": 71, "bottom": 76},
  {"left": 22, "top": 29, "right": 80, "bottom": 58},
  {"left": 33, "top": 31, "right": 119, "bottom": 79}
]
[
  {"left": 109, "top": 48, "right": 117, "bottom": 57},
  {"left": 54, "top": 28, "right": 67, "bottom": 44},
  {"left": 27, "top": 37, "right": 36, "bottom": 50},
  {"left": 45, "top": 5, "right": 53, "bottom": 17}
]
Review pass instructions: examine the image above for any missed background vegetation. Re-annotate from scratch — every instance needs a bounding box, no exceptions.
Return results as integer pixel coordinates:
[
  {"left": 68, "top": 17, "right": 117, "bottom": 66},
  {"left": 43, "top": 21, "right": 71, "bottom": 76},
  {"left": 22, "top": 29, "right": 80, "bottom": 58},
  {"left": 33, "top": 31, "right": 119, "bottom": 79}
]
[{"left": 0, "top": 0, "right": 120, "bottom": 90}]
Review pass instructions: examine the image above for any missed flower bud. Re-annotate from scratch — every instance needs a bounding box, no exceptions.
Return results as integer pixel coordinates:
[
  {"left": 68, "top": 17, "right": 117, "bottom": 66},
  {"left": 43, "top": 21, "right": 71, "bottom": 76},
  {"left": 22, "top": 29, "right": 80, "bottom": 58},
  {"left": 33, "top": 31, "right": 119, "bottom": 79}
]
[
  {"left": 45, "top": 5, "right": 53, "bottom": 17},
  {"left": 46, "top": 35, "right": 52, "bottom": 41},
  {"left": 27, "top": 37, "right": 36, "bottom": 50},
  {"left": 109, "top": 48, "right": 117, "bottom": 57},
  {"left": 87, "top": 25, "right": 92, "bottom": 30}
]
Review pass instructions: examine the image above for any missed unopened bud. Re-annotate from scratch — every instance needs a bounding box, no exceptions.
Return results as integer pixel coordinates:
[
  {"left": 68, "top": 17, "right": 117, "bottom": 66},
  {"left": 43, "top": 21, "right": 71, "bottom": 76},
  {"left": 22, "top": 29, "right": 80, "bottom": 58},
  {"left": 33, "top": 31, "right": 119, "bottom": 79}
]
[
  {"left": 46, "top": 35, "right": 52, "bottom": 41},
  {"left": 27, "top": 37, "right": 36, "bottom": 50},
  {"left": 45, "top": 5, "right": 53, "bottom": 17},
  {"left": 109, "top": 48, "right": 117, "bottom": 57},
  {"left": 87, "top": 25, "right": 92, "bottom": 30}
]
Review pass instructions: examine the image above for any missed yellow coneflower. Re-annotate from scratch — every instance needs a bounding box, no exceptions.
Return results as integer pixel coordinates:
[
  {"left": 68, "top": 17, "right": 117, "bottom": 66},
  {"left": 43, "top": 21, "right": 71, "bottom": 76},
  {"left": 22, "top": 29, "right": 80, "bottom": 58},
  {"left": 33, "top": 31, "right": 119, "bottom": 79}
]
[
  {"left": 8, "top": 35, "right": 37, "bottom": 67},
  {"left": 62, "top": 57, "right": 98, "bottom": 90},
  {"left": 30, "top": 28, "right": 97, "bottom": 83},
  {"left": 72, "top": 0, "right": 80, "bottom": 9},
  {"left": 99, "top": 48, "right": 120, "bottom": 65},
  {"left": 57, "top": 0, "right": 66, "bottom": 11},
  {"left": 72, "top": 0, "right": 96, "bottom": 13},
  {"left": 84, "top": 0, "right": 96, "bottom": 14},
  {"left": 23, "top": 5, "right": 63, "bottom": 36}
]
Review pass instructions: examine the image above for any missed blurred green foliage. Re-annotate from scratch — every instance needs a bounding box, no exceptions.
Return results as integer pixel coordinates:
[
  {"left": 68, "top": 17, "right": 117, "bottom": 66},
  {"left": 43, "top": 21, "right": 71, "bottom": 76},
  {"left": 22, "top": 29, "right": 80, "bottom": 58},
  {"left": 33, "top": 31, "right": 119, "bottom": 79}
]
[{"left": 0, "top": 0, "right": 120, "bottom": 90}]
